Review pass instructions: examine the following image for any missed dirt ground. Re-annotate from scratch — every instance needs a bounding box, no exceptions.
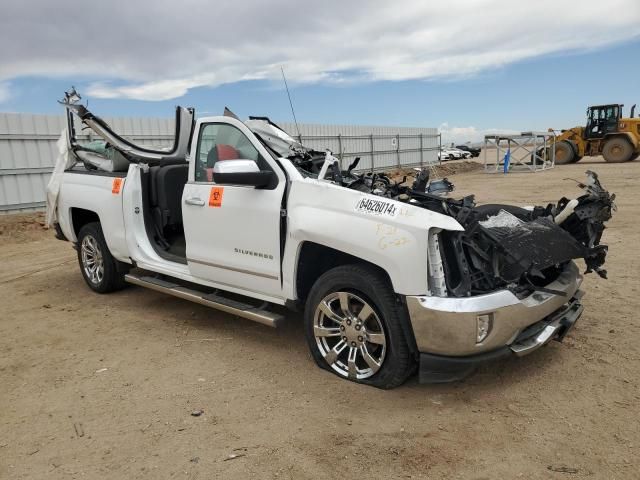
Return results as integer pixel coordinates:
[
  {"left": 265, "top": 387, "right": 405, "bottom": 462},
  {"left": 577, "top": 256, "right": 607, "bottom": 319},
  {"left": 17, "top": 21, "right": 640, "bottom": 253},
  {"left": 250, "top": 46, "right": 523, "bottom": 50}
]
[{"left": 1, "top": 157, "right": 639, "bottom": 479}]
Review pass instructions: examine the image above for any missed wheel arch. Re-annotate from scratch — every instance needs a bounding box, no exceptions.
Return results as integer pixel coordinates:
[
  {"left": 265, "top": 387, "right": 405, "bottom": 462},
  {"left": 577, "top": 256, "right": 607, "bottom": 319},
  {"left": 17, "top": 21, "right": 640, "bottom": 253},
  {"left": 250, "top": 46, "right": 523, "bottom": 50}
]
[
  {"left": 294, "top": 241, "right": 394, "bottom": 303},
  {"left": 70, "top": 207, "right": 101, "bottom": 242}
]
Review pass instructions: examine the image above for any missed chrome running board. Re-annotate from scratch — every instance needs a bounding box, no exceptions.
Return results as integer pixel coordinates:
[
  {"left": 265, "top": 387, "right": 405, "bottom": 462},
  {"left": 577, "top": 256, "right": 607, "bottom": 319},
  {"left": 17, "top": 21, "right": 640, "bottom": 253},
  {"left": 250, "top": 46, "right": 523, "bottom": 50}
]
[{"left": 124, "top": 273, "right": 284, "bottom": 328}]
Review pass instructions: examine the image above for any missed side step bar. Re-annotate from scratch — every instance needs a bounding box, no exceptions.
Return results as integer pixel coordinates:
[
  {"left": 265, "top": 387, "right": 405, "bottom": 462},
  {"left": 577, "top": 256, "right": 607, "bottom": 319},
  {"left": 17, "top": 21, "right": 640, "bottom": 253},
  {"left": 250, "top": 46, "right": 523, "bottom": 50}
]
[{"left": 124, "top": 273, "right": 284, "bottom": 328}]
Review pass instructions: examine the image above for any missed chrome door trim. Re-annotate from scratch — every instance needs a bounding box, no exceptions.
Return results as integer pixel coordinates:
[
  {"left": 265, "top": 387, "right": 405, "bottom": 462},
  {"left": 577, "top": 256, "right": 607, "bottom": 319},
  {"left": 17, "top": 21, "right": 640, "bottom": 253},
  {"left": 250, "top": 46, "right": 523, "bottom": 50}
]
[{"left": 187, "top": 257, "right": 279, "bottom": 280}]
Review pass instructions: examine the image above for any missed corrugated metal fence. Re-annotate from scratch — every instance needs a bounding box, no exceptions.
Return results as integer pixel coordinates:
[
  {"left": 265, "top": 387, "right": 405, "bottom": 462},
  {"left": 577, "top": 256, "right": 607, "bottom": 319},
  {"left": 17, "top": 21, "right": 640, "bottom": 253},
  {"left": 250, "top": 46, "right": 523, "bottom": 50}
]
[
  {"left": 0, "top": 113, "right": 439, "bottom": 214},
  {"left": 277, "top": 122, "right": 440, "bottom": 172}
]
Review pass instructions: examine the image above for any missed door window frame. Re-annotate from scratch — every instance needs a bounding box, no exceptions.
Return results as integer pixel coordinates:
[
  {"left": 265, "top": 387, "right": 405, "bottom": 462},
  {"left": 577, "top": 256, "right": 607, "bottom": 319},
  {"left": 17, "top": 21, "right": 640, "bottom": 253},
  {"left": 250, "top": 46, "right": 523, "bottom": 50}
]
[{"left": 190, "top": 120, "right": 279, "bottom": 189}]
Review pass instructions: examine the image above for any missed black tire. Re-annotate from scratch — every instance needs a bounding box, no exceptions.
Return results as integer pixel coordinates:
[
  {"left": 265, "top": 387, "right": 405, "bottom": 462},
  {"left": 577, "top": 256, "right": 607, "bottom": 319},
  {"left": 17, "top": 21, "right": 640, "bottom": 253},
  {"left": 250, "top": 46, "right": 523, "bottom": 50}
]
[
  {"left": 628, "top": 153, "right": 639, "bottom": 162},
  {"left": 304, "top": 264, "right": 413, "bottom": 389},
  {"left": 602, "top": 137, "right": 634, "bottom": 163},
  {"left": 555, "top": 140, "right": 576, "bottom": 164},
  {"left": 76, "top": 222, "right": 128, "bottom": 293}
]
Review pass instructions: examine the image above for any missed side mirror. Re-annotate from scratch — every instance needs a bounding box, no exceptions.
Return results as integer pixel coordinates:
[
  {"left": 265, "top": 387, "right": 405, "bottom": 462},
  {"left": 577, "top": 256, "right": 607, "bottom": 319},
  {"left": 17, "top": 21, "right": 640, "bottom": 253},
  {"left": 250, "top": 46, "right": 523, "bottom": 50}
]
[{"left": 212, "top": 160, "right": 275, "bottom": 188}]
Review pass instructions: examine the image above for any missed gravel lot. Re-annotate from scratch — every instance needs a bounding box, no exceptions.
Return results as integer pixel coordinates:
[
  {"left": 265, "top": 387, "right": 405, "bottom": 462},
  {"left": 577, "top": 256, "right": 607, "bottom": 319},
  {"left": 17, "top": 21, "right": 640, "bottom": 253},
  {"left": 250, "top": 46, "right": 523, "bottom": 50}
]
[{"left": 1, "top": 158, "right": 638, "bottom": 479}]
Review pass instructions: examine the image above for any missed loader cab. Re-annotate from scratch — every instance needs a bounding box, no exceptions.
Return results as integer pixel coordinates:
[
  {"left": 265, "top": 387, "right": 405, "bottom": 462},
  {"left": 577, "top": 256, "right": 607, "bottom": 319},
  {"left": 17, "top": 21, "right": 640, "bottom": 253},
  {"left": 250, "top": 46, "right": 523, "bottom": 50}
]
[{"left": 584, "top": 104, "right": 622, "bottom": 139}]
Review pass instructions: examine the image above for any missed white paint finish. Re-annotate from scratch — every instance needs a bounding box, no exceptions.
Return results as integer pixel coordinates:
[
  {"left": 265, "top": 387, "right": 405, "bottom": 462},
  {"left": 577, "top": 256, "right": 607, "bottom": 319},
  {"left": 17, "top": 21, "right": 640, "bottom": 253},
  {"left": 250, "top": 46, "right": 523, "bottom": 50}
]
[
  {"left": 182, "top": 116, "right": 287, "bottom": 299},
  {"left": 56, "top": 172, "right": 129, "bottom": 261},
  {"left": 121, "top": 164, "right": 285, "bottom": 304},
  {"left": 53, "top": 115, "right": 454, "bottom": 303},
  {"left": 212, "top": 159, "right": 260, "bottom": 174},
  {"left": 282, "top": 178, "right": 463, "bottom": 297}
]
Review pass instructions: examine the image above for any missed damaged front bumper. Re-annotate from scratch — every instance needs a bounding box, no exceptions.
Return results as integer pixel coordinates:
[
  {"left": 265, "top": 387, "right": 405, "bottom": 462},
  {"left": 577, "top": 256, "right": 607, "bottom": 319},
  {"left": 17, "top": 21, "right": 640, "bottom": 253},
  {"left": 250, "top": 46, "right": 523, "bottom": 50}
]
[{"left": 406, "top": 261, "right": 584, "bottom": 383}]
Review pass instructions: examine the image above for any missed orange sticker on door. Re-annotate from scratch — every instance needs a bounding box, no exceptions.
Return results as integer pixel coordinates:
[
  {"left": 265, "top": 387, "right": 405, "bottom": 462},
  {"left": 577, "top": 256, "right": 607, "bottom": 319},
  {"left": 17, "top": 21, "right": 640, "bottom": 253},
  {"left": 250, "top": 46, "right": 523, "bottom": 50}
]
[
  {"left": 112, "top": 178, "right": 124, "bottom": 194},
  {"left": 208, "top": 186, "right": 224, "bottom": 207}
]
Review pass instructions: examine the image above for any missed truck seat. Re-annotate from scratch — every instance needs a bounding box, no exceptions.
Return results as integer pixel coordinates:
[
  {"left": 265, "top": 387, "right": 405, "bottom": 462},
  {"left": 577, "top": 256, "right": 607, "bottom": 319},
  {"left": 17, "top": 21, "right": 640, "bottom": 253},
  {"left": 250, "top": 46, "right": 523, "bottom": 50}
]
[{"left": 149, "top": 164, "right": 189, "bottom": 230}]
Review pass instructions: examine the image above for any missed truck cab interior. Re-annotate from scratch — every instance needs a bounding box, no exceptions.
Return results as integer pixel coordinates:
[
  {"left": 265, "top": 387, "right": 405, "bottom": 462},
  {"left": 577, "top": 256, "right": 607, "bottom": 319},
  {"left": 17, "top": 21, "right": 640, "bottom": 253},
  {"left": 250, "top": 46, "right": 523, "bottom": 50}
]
[
  {"left": 142, "top": 141, "right": 245, "bottom": 263},
  {"left": 144, "top": 163, "right": 190, "bottom": 261}
]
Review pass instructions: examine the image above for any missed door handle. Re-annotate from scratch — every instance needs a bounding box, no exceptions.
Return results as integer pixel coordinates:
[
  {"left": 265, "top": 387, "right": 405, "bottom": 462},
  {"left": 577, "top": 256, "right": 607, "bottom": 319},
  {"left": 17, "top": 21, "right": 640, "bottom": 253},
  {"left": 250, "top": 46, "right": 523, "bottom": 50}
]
[{"left": 185, "top": 197, "right": 205, "bottom": 206}]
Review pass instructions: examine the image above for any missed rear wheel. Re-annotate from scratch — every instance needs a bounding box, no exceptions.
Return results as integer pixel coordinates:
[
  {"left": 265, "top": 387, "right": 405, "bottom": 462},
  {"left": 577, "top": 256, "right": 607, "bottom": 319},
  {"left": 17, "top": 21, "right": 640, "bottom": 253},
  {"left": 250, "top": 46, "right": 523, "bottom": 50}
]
[
  {"left": 77, "top": 222, "right": 128, "bottom": 293},
  {"left": 304, "top": 264, "right": 413, "bottom": 389},
  {"left": 554, "top": 140, "right": 577, "bottom": 164},
  {"left": 602, "top": 137, "right": 634, "bottom": 163}
]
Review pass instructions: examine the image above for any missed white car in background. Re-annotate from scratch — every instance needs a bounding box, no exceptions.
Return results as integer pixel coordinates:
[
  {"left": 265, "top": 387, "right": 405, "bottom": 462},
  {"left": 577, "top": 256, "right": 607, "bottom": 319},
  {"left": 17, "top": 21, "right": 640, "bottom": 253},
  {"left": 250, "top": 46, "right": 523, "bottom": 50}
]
[
  {"left": 449, "top": 148, "right": 473, "bottom": 159},
  {"left": 438, "top": 150, "right": 450, "bottom": 161},
  {"left": 439, "top": 149, "right": 463, "bottom": 161}
]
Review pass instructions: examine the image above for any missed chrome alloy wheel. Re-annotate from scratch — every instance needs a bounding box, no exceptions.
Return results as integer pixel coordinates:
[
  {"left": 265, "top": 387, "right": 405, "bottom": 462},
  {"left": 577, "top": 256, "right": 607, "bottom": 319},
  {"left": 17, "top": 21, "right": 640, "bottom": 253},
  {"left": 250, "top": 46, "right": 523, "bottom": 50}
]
[
  {"left": 313, "top": 291, "right": 387, "bottom": 380},
  {"left": 81, "top": 235, "right": 104, "bottom": 285}
]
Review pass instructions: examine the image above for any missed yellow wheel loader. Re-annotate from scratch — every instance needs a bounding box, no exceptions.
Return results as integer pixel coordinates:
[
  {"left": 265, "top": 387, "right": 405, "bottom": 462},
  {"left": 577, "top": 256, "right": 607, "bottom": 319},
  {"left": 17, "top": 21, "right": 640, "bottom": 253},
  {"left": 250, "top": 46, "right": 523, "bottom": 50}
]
[{"left": 552, "top": 104, "right": 640, "bottom": 164}]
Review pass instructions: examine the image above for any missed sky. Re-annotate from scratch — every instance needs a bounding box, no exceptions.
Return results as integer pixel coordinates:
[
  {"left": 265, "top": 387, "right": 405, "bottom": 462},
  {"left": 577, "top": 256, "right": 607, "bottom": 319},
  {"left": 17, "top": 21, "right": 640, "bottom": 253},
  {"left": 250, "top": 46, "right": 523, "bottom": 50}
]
[{"left": 1, "top": 0, "right": 639, "bottom": 144}]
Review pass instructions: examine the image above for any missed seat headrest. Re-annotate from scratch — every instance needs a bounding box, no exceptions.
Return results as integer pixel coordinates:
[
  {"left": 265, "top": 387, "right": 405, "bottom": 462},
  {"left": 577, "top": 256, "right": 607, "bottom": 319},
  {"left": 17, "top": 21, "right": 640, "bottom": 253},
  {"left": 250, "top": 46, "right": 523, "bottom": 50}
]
[{"left": 216, "top": 144, "right": 239, "bottom": 161}]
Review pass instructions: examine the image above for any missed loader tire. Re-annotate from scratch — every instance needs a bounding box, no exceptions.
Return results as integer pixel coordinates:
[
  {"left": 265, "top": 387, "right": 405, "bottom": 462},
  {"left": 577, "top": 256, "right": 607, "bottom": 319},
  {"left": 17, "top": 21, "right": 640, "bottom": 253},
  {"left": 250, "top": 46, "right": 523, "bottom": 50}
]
[
  {"left": 555, "top": 141, "right": 576, "bottom": 164},
  {"left": 602, "top": 137, "right": 633, "bottom": 163}
]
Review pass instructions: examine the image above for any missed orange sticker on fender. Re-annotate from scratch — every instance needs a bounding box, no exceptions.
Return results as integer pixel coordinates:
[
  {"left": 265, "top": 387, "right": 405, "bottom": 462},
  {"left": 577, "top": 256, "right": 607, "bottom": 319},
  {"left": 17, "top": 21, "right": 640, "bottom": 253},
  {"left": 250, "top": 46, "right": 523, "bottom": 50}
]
[
  {"left": 209, "top": 187, "right": 224, "bottom": 207},
  {"left": 112, "top": 178, "right": 123, "bottom": 194}
]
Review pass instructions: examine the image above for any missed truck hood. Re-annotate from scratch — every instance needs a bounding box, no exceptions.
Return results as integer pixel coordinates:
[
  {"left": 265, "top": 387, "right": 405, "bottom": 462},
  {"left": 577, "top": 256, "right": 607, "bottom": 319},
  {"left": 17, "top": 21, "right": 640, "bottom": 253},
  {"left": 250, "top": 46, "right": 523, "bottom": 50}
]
[{"left": 244, "top": 117, "right": 305, "bottom": 158}]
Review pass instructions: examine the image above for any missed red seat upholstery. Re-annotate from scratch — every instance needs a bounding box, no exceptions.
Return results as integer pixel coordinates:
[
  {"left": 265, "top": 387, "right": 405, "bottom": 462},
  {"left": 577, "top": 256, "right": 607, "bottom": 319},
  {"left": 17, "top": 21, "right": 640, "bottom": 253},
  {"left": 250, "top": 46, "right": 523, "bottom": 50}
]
[{"left": 216, "top": 144, "right": 239, "bottom": 161}]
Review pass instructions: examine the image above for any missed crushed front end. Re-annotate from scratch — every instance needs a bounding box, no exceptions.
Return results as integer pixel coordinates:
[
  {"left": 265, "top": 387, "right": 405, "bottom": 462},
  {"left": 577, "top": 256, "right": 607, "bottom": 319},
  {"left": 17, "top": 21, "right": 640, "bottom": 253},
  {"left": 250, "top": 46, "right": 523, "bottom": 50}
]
[{"left": 402, "top": 170, "right": 615, "bottom": 382}]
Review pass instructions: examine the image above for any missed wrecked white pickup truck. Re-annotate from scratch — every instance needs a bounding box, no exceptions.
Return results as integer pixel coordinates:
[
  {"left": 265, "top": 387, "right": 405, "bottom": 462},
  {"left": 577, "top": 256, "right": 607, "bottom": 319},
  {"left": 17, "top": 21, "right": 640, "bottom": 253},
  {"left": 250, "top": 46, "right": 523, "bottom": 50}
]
[{"left": 48, "top": 88, "right": 616, "bottom": 388}]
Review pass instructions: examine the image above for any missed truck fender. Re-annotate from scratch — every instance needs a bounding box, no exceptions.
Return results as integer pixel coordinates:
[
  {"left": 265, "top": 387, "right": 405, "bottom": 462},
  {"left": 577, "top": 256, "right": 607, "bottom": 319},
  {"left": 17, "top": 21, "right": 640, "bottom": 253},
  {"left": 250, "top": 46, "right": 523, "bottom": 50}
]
[{"left": 285, "top": 180, "right": 463, "bottom": 297}]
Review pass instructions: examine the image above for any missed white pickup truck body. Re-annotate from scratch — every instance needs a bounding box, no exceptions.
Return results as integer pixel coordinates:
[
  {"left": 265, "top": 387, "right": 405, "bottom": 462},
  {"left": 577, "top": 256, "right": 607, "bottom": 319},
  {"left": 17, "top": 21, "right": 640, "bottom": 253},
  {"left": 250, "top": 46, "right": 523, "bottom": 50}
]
[
  {"left": 50, "top": 91, "right": 615, "bottom": 388},
  {"left": 56, "top": 115, "right": 461, "bottom": 302}
]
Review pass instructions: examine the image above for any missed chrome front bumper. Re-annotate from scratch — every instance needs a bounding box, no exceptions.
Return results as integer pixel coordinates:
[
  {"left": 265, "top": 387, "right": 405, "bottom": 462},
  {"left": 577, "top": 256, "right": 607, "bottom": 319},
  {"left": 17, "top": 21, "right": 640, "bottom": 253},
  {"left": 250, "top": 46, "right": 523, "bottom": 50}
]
[{"left": 406, "top": 261, "right": 583, "bottom": 357}]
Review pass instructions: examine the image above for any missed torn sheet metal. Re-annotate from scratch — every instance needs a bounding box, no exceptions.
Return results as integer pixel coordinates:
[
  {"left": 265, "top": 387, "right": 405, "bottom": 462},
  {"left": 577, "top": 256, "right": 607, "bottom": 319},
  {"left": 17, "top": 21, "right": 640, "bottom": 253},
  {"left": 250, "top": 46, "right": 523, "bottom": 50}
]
[
  {"left": 245, "top": 116, "right": 304, "bottom": 158},
  {"left": 45, "top": 129, "right": 75, "bottom": 228},
  {"left": 59, "top": 87, "right": 194, "bottom": 164}
]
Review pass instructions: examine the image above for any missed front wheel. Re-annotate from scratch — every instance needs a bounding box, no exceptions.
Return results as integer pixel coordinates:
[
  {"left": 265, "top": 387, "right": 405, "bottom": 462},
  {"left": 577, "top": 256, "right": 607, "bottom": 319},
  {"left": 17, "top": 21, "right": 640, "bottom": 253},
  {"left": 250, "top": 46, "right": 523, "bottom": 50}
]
[
  {"left": 304, "top": 264, "right": 413, "bottom": 389},
  {"left": 77, "top": 222, "right": 128, "bottom": 293}
]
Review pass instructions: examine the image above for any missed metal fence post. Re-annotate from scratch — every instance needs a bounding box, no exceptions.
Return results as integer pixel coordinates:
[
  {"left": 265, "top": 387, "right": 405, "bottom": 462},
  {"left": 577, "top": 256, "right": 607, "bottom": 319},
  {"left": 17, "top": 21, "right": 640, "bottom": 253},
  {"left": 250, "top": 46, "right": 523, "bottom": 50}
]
[
  {"left": 438, "top": 133, "right": 442, "bottom": 165},
  {"left": 370, "top": 134, "right": 375, "bottom": 172},
  {"left": 419, "top": 133, "right": 424, "bottom": 167},
  {"left": 396, "top": 134, "right": 400, "bottom": 167}
]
